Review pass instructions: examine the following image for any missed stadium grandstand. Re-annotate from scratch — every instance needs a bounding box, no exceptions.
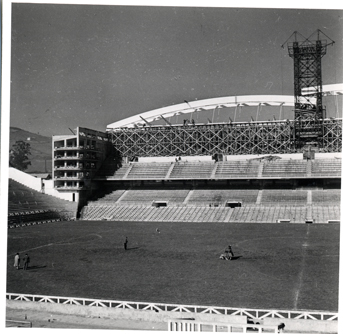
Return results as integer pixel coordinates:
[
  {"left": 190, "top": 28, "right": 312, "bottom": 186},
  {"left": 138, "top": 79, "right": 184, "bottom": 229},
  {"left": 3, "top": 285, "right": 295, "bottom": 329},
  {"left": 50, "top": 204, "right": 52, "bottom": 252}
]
[
  {"left": 9, "top": 85, "right": 341, "bottom": 225},
  {"left": 8, "top": 68, "right": 342, "bottom": 225}
]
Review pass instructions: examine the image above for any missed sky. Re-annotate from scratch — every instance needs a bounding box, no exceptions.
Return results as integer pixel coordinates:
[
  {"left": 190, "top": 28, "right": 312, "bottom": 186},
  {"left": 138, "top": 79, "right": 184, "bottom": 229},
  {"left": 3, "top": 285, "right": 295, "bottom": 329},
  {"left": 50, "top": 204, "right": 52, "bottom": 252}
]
[{"left": 6, "top": 2, "right": 343, "bottom": 137}]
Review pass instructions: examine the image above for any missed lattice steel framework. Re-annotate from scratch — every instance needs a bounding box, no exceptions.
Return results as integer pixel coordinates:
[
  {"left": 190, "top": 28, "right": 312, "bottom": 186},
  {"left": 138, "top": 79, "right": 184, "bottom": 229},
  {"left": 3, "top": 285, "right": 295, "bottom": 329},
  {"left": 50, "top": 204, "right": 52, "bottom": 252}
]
[
  {"left": 109, "top": 119, "right": 342, "bottom": 158},
  {"left": 323, "top": 118, "right": 342, "bottom": 152},
  {"left": 282, "top": 30, "right": 335, "bottom": 148}
]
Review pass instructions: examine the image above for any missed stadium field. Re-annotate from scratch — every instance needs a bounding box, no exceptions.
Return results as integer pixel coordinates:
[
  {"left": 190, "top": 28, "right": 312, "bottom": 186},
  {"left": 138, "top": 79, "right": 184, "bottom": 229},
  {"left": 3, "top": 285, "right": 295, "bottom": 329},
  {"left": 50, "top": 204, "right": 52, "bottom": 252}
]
[{"left": 6, "top": 220, "right": 339, "bottom": 312}]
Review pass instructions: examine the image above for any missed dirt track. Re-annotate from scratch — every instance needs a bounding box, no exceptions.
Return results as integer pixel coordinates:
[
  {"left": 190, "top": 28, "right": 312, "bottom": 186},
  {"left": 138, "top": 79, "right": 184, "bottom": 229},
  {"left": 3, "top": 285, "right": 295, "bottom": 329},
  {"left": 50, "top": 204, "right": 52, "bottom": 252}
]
[{"left": 6, "top": 307, "right": 168, "bottom": 330}]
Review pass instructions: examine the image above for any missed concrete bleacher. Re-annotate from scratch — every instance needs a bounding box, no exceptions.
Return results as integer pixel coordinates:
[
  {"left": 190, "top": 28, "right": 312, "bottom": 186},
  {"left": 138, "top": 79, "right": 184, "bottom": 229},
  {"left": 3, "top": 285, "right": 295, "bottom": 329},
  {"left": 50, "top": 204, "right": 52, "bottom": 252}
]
[
  {"left": 80, "top": 187, "right": 340, "bottom": 223},
  {"left": 81, "top": 204, "right": 232, "bottom": 223},
  {"left": 8, "top": 179, "right": 78, "bottom": 226},
  {"left": 260, "top": 190, "right": 308, "bottom": 205},
  {"left": 229, "top": 206, "right": 308, "bottom": 223},
  {"left": 85, "top": 188, "right": 340, "bottom": 207},
  {"left": 214, "top": 160, "right": 260, "bottom": 178},
  {"left": 311, "top": 206, "right": 341, "bottom": 223},
  {"left": 187, "top": 189, "right": 259, "bottom": 205},
  {"left": 119, "top": 189, "right": 190, "bottom": 204},
  {"left": 94, "top": 190, "right": 126, "bottom": 203},
  {"left": 126, "top": 163, "right": 172, "bottom": 179},
  {"left": 97, "top": 158, "right": 341, "bottom": 180},
  {"left": 106, "top": 163, "right": 131, "bottom": 179},
  {"left": 311, "top": 159, "right": 342, "bottom": 176},
  {"left": 169, "top": 161, "right": 215, "bottom": 179},
  {"left": 81, "top": 203, "right": 340, "bottom": 224},
  {"left": 80, "top": 155, "right": 341, "bottom": 224},
  {"left": 261, "top": 159, "right": 307, "bottom": 177},
  {"left": 228, "top": 205, "right": 340, "bottom": 224},
  {"left": 312, "top": 189, "right": 341, "bottom": 204}
]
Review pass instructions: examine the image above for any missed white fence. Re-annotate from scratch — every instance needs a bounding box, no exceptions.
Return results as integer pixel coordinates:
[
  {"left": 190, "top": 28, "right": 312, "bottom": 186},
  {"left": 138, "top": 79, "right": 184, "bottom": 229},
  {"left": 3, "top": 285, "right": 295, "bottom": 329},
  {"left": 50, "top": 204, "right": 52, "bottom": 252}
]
[
  {"left": 168, "top": 319, "right": 279, "bottom": 332},
  {"left": 6, "top": 293, "right": 338, "bottom": 322}
]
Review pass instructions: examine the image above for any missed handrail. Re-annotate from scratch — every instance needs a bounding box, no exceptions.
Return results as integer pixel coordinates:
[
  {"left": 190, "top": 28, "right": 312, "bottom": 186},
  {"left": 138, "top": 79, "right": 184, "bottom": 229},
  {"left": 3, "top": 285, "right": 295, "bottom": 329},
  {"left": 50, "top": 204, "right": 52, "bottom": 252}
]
[{"left": 6, "top": 293, "right": 338, "bottom": 321}]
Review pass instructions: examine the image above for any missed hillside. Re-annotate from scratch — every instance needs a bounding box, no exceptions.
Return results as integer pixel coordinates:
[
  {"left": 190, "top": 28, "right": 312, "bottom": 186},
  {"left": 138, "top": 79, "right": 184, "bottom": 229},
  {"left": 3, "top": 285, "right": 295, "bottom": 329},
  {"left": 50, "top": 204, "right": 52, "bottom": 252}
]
[{"left": 9, "top": 127, "right": 52, "bottom": 173}]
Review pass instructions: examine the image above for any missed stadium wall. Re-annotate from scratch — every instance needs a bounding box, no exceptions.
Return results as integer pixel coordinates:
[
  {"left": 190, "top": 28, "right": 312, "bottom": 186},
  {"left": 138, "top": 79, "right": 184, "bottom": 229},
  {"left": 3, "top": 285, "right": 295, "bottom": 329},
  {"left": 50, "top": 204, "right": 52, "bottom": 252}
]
[
  {"left": 43, "top": 179, "right": 78, "bottom": 202},
  {"left": 9, "top": 168, "right": 77, "bottom": 202},
  {"left": 9, "top": 168, "right": 43, "bottom": 192}
]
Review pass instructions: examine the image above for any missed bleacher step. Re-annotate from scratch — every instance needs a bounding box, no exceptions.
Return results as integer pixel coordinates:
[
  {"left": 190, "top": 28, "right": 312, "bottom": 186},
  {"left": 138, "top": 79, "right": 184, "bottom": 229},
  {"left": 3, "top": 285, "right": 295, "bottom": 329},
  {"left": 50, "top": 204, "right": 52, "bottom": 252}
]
[
  {"left": 256, "top": 190, "right": 263, "bottom": 205},
  {"left": 257, "top": 162, "right": 264, "bottom": 178},
  {"left": 306, "top": 160, "right": 312, "bottom": 177},
  {"left": 116, "top": 191, "right": 129, "bottom": 203},
  {"left": 123, "top": 164, "right": 134, "bottom": 179},
  {"left": 307, "top": 190, "right": 312, "bottom": 205},
  {"left": 210, "top": 163, "right": 219, "bottom": 179},
  {"left": 165, "top": 163, "right": 175, "bottom": 180},
  {"left": 223, "top": 208, "right": 233, "bottom": 222},
  {"left": 183, "top": 190, "right": 193, "bottom": 204}
]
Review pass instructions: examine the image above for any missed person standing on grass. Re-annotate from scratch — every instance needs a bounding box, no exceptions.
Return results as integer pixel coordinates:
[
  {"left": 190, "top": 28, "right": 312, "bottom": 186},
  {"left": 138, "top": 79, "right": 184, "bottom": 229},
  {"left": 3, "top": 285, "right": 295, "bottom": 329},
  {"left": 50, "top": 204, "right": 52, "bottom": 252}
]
[
  {"left": 23, "top": 253, "right": 30, "bottom": 270},
  {"left": 124, "top": 237, "right": 128, "bottom": 250},
  {"left": 14, "top": 253, "right": 20, "bottom": 269}
]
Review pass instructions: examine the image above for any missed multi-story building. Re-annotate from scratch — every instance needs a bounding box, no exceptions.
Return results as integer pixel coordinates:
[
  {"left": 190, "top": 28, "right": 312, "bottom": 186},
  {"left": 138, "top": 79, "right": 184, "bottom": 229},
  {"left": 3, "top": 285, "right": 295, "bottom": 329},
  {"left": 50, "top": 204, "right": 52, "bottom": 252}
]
[{"left": 52, "top": 127, "right": 110, "bottom": 204}]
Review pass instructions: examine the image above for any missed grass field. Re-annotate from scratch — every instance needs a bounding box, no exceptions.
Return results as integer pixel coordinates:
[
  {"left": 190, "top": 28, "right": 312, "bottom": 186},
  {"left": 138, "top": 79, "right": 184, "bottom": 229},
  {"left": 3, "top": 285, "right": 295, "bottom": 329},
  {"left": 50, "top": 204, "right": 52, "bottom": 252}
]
[{"left": 6, "top": 220, "right": 339, "bottom": 312}]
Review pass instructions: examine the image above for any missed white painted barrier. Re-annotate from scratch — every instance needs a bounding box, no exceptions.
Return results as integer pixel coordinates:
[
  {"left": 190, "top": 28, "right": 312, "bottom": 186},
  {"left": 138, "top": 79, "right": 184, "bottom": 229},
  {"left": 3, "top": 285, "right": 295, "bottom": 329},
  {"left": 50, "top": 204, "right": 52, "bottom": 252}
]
[
  {"left": 6, "top": 293, "right": 337, "bottom": 322},
  {"left": 9, "top": 167, "right": 42, "bottom": 192},
  {"left": 168, "top": 319, "right": 278, "bottom": 332}
]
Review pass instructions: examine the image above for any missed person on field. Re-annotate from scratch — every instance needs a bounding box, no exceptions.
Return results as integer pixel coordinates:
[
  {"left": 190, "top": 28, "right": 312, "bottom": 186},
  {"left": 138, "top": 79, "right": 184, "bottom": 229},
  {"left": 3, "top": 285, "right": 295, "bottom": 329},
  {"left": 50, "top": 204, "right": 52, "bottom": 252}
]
[
  {"left": 220, "top": 245, "right": 234, "bottom": 260},
  {"left": 219, "top": 246, "right": 230, "bottom": 260},
  {"left": 14, "top": 253, "right": 20, "bottom": 269},
  {"left": 227, "top": 245, "right": 234, "bottom": 260},
  {"left": 124, "top": 237, "right": 128, "bottom": 250},
  {"left": 277, "top": 323, "right": 285, "bottom": 333},
  {"left": 23, "top": 253, "right": 30, "bottom": 270}
]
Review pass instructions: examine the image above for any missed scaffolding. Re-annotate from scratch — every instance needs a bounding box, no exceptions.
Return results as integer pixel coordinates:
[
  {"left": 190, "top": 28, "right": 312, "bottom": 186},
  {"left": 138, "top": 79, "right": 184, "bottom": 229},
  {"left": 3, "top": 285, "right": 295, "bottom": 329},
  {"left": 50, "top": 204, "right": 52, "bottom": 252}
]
[
  {"left": 282, "top": 30, "right": 335, "bottom": 149},
  {"left": 109, "top": 119, "right": 342, "bottom": 159}
]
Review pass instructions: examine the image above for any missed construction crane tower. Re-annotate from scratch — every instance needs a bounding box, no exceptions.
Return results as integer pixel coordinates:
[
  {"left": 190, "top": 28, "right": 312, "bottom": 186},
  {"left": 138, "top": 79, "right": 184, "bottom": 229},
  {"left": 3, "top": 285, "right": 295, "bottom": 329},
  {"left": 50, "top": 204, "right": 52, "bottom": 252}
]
[{"left": 282, "top": 29, "right": 335, "bottom": 149}]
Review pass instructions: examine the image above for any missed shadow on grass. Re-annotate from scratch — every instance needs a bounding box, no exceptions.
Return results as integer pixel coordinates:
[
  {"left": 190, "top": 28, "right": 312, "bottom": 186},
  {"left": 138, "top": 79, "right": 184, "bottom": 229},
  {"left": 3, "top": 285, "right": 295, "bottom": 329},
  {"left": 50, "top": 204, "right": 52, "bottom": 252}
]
[
  {"left": 125, "top": 247, "right": 140, "bottom": 251},
  {"left": 25, "top": 265, "right": 47, "bottom": 270},
  {"left": 219, "top": 255, "right": 242, "bottom": 261}
]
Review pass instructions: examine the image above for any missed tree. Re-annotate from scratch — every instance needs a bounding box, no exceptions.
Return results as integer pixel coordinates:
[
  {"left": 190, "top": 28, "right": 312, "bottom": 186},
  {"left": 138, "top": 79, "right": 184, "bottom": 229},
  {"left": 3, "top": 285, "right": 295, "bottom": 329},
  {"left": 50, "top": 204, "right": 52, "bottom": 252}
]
[{"left": 9, "top": 140, "right": 32, "bottom": 171}]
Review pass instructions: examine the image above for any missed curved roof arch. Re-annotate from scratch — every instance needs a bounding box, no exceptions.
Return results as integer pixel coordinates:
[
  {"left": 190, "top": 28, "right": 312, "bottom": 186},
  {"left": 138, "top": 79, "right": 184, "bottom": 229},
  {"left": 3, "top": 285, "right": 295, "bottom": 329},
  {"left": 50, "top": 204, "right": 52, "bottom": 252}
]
[
  {"left": 106, "top": 84, "right": 343, "bottom": 130},
  {"left": 107, "top": 95, "right": 294, "bottom": 130}
]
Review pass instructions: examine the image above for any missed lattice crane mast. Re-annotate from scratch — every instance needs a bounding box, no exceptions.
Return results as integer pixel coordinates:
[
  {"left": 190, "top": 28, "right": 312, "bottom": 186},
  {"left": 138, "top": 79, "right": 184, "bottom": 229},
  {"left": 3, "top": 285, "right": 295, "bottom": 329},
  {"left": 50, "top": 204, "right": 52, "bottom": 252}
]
[{"left": 282, "top": 30, "right": 335, "bottom": 149}]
